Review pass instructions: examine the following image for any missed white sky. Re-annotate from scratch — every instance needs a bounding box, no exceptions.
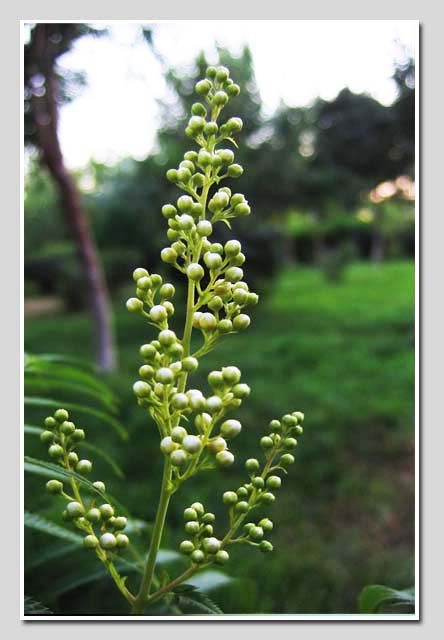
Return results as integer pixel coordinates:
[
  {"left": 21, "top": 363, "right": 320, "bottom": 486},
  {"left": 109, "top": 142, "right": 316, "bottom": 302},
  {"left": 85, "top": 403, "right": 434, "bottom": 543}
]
[{"left": 33, "top": 20, "right": 417, "bottom": 170}]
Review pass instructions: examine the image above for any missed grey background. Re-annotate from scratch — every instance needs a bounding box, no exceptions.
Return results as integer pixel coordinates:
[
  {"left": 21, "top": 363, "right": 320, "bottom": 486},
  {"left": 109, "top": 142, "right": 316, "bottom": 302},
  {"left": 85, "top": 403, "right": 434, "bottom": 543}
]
[{"left": 4, "top": 1, "right": 439, "bottom": 637}]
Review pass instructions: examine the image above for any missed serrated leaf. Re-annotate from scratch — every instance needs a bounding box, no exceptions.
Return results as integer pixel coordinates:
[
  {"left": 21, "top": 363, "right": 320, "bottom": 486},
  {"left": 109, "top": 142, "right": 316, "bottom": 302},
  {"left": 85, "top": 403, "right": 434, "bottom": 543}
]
[
  {"left": 24, "top": 511, "right": 83, "bottom": 545},
  {"left": 358, "top": 584, "right": 415, "bottom": 613},
  {"left": 174, "top": 592, "right": 223, "bottom": 615},
  {"left": 24, "top": 396, "right": 127, "bottom": 439},
  {"left": 24, "top": 595, "right": 53, "bottom": 616},
  {"left": 24, "top": 426, "right": 125, "bottom": 478}
]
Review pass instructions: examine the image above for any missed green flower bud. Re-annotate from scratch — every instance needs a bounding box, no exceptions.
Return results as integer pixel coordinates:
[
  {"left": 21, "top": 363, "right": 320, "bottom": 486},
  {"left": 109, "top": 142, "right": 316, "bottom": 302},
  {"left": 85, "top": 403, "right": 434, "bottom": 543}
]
[
  {"left": 46, "top": 479, "right": 63, "bottom": 494},
  {"left": 280, "top": 453, "right": 295, "bottom": 467},
  {"left": 249, "top": 526, "right": 264, "bottom": 541},
  {"left": 197, "top": 149, "right": 213, "bottom": 167},
  {"left": 202, "top": 512, "right": 216, "bottom": 524},
  {"left": 233, "top": 288, "right": 248, "bottom": 305},
  {"left": 191, "top": 102, "right": 207, "bottom": 117},
  {"left": 259, "top": 540, "right": 274, "bottom": 553},
  {"left": 197, "top": 220, "right": 213, "bottom": 237},
  {"left": 171, "top": 449, "right": 188, "bottom": 468},
  {"left": 195, "top": 411, "right": 212, "bottom": 432},
  {"left": 155, "top": 368, "right": 174, "bottom": 385},
  {"left": 116, "top": 533, "right": 129, "bottom": 548},
  {"left": 222, "top": 366, "right": 241, "bottom": 384},
  {"left": 227, "top": 164, "right": 244, "bottom": 178},
  {"left": 203, "top": 524, "right": 214, "bottom": 535},
  {"left": 203, "top": 253, "right": 222, "bottom": 271},
  {"left": 162, "top": 204, "right": 177, "bottom": 219},
  {"left": 295, "top": 425, "right": 304, "bottom": 435},
  {"left": 200, "top": 313, "right": 218, "bottom": 332},
  {"left": 266, "top": 476, "right": 282, "bottom": 490},
  {"left": 260, "top": 492, "right": 276, "bottom": 505},
  {"left": 139, "top": 343, "right": 157, "bottom": 360},
  {"left": 107, "top": 516, "right": 116, "bottom": 528},
  {"left": 218, "top": 149, "right": 235, "bottom": 164},
  {"left": 203, "top": 537, "right": 221, "bottom": 554},
  {"left": 160, "top": 436, "right": 178, "bottom": 455},
  {"left": 211, "top": 191, "right": 230, "bottom": 211},
  {"left": 139, "top": 364, "right": 154, "bottom": 380},
  {"left": 83, "top": 535, "right": 99, "bottom": 550},
  {"left": 161, "top": 247, "right": 178, "bottom": 265},
  {"left": 188, "top": 392, "right": 206, "bottom": 412},
  {"left": 170, "top": 393, "right": 188, "bottom": 411},
  {"left": 227, "top": 117, "right": 243, "bottom": 133},
  {"left": 195, "top": 79, "right": 211, "bottom": 95},
  {"left": 126, "top": 297, "right": 143, "bottom": 312},
  {"left": 48, "top": 444, "right": 64, "bottom": 459},
  {"left": 191, "top": 549, "right": 205, "bottom": 564},
  {"left": 40, "top": 430, "right": 55, "bottom": 444},
  {"left": 237, "top": 487, "right": 249, "bottom": 498},
  {"left": 133, "top": 380, "right": 151, "bottom": 398},
  {"left": 260, "top": 436, "right": 274, "bottom": 450},
  {"left": 223, "top": 491, "right": 238, "bottom": 505},
  {"left": 182, "top": 435, "right": 202, "bottom": 454},
  {"left": 177, "top": 167, "right": 192, "bottom": 183},
  {"left": 210, "top": 243, "right": 224, "bottom": 254},
  {"left": 227, "top": 84, "right": 240, "bottom": 97},
  {"left": 113, "top": 516, "right": 127, "bottom": 531},
  {"left": 206, "top": 66, "right": 217, "bottom": 78},
  {"left": 208, "top": 370, "right": 224, "bottom": 388},
  {"left": 93, "top": 481, "right": 106, "bottom": 493},
  {"left": 208, "top": 296, "right": 223, "bottom": 312},
  {"left": 225, "top": 267, "right": 243, "bottom": 283},
  {"left": 166, "top": 168, "right": 179, "bottom": 183},
  {"left": 187, "top": 263, "right": 205, "bottom": 282},
  {"left": 232, "top": 384, "right": 250, "bottom": 399},
  {"left": 282, "top": 414, "right": 297, "bottom": 428},
  {"left": 204, "top": 121, "right": 218, "bottom": 135},
  {"left": 67, "top": 501, "right": 85, "bottom": 518},
  {"left": 206, "top": 395, "right": 223, "bottom": 413},
  {"left": 76, "top": 459, "right": 92, "bottom": 475},
  {"left": 216, "top": 450, "right": 234, "bottom": 467},
  {"left": 253, "top": 477, "right": 265, "bottom": 489},
  {"left": 180, "top": 540, "right": 195, "bottom": 555},
  {"left": 185, "top": 520, "right": 200, "bottom": 535},
  {"left": 193, "top": 173, "right": 205, "bottom": 189},
  {"left": 220, "top": 419, "right": 242, "bottom": 439},
  {"left": 283, "top": 438, "right": 298, "bottom": 450},
  {"left": 213, "top": 90, "right": 228, "bottom": 106},
  {"left": 233, "top": 314, "right": 251, "bottom": 331},
  {"left": 100, "top": 532, "right": 117, "bottom": 550},
  {"left": 44, "top": 416, "right": 57, "bottom": 429},
  {"left": 234, "top": 203, "right": 251, "bottom": 216},
  {"left": 215, "top": 66, "right": 229, "bottom": 82},
  {"left": 235, "top": 501, "right": 249, "bottom": 514},
  {"left": 100, "top": 504, "right": 115, "bottom": 519},
  {"left": 215, "top": 549, "right": 230, "bottom": 564},
  {"left": 54, "top": 409, "right": 69, "bottom": 422},
  {"left": 293, "top": 411, "right": 305, "bottom": 423},
  {"left": 171, "top": 426, "right": 187, "bottom": 443},
  {"left": 207, "top": 437, "right": 227, "bottom": 454},
  {"left": 184, "top": 508, "right": 198, "bottom": 522},
  {"left": 86, "top": 508, "right": 101, "bottom": 523},
  {"left": 230, "top": 193, "right": 245, "bottom": 207},
  {"left": 191, "top": 502, "right": 205, "bottom": 516},
  {"left": 269, "top": 419, "right": 281, "bottom": 432},
  {"left": 158, "top": 329, "right": 176, "bottom": 347},
  {"left": 133, "top": 267, "right": 149, "bottom": 281},
  {"left": 245, "top": 459, "right": 260, "bottom": 475},
  {"left": 138, "top": 276, "right": 153, "bottom": 291},
  {"left": 184, "top": 150, "right": 198, "bottom": 162},
  {"left": 218, "top": 319, "right": 233, "bottom": 333},
  {"left": 149, "top": 305, "right": 168, "bottom": 323}
]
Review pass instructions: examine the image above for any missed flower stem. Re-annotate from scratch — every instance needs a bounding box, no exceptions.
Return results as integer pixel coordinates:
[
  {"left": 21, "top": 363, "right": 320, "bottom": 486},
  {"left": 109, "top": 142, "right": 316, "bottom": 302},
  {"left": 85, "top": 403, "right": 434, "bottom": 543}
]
[{"left": 132, "top": 460, "right": 172, "bottom": 614}]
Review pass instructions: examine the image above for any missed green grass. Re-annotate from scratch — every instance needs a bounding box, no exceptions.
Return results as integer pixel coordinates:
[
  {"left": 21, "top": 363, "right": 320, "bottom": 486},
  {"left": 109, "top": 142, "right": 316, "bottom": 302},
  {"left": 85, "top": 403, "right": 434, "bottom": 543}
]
[{"left": 24, "top": 260, "right": 415, "bottom": 615}]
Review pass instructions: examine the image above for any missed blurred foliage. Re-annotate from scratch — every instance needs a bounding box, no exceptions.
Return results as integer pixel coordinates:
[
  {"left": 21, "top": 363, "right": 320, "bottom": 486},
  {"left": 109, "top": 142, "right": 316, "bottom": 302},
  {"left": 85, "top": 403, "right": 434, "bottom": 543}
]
[
  {"left": 358, "top": 584, "right": 415, "bottom": 614},
  {"left": 24, "top": 262, "right": 414, "bottom": 614}
]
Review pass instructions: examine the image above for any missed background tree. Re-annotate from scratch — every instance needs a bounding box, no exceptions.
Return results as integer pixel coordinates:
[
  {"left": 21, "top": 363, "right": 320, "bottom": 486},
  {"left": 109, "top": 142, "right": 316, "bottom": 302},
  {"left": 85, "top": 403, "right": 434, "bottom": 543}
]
[{"left": 24, "top": 23, "right": 116, "bottom": 371}]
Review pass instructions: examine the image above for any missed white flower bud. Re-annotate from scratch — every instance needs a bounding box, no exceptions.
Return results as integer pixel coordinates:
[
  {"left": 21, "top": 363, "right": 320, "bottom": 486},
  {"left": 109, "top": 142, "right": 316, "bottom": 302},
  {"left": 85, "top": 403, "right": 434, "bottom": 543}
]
[
  {"left": 170, "top": 449, "right": 188, "bottom": 466},
  {"left": 160, "top": 436, "right": 178, "bottom": 454},
  {"left": 182, "top": 435, "right": 202, "bottom": 454},
  {"left": 155, "top": 367, "right": 174, "bottom": 384},
  {"left": 171, "top": 426, "right": 188, "bottom": 443},
  {"left": 149, "top": 305, "right": 168, "bottom": 323},
  {"left": 100, "top": 533, "right": 117, "bottom": 550},
  {"left": 220, "top": 419, "right": 242, "bottom": 439}
]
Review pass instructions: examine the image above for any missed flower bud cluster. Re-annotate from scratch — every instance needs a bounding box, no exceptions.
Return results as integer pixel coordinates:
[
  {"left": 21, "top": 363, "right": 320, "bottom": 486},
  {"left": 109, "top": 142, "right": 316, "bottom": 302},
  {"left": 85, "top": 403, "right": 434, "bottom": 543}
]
[
  {"left": 179, "top": 501, "right": 229, "bottom": 566},
  {"left": 41, "top": 409, "right": 129, "bottom": 554}
]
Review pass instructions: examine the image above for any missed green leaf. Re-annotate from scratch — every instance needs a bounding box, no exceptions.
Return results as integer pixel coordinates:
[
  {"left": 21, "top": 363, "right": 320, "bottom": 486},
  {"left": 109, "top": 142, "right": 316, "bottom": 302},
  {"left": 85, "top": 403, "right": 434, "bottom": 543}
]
[
  {"left": 23, "top": 456, "right": 129, "bottom": 514},
  {"left": 187, "top": 570, "right": 232, "bottom": 592},
  {"left": 25, "top": 541, "right": 81, "bottom": 571},
  {"left": 24, "top": 511, "right": 83, "bottom": 545},
  {"left": 24, "top": 396, "right": 127, "bottom": 439},
  {"left": 358, "top": 584, "right": 415, "bottom": 613},
  {"left": 24, "top": 595, "right": 53, "bottom": 616},
  {"left": 175, "top": 592, "right": 223, "bottom": 615},
  {"left": 24, "top": 426, "right": 125, "bottom": 478},
  {"left": 25, "top": 377, "right": 117, "bottom": 412}
]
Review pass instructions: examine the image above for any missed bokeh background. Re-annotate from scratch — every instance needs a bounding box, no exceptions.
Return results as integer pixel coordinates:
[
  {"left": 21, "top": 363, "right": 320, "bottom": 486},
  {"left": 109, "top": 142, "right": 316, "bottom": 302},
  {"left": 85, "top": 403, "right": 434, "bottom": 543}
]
[{"left": 23, "top": 21, "right": 416, "bottom": 615}]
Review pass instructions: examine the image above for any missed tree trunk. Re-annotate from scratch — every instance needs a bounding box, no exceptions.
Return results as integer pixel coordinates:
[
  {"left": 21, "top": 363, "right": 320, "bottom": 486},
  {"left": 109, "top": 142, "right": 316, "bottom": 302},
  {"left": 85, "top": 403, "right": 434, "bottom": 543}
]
[{"left": 29, "top": 25, "right": 116, "bottom": 371}]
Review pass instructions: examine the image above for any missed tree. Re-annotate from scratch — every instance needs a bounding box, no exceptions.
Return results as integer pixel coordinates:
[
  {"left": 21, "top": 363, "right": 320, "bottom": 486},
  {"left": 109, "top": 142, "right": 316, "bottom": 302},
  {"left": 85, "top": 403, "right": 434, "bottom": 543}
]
[{"left": 24, "top": 23, "right": 116, "bottom": 371}]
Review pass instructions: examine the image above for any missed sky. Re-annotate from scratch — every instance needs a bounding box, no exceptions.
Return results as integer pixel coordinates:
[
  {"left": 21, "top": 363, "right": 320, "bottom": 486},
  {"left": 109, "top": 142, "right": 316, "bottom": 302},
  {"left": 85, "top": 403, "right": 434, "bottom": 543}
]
[{"left": 25, "top": 20, "right": 417, "bottom": 170}]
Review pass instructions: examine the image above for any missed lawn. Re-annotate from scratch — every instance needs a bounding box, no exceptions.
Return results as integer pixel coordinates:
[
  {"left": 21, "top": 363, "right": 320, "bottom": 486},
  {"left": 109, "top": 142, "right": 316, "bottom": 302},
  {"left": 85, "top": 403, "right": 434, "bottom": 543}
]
[{"left": 24, "top": 260, "right": 415, "bottom": 615}]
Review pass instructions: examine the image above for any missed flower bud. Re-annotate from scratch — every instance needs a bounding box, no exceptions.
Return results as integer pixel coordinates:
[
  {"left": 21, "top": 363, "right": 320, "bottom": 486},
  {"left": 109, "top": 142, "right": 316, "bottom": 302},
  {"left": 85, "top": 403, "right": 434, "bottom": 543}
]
[
  {"left": 232, "top": 383, "right": 251, "bottom": 398},
  {"left": 237, "top": 487, "right": 249, "bottom": 498},
  {"left": 158, "top": 330, "right": 176, "bottom": 347},
  {"left": 54, "top": 408, "right": 69, "bottom": 422},
  {"left": 82, "top": 535, "right": 99, "bottom": 550},
  {"left": 160, "top": 436, "right": 177, "bottom": 455},
  {"left": 126, "top": 298, "right": 143, "bottom": 313},
  {"left": 40, "top": 430, "right": 55, "bottom": 444},
  {"left": 116, "top": 533, "right": 129, "bottom": 548},
  {"left": 203, "top": 537, "right": 221, "bottom": 554},
  {"left": 166, "top": 169, "right": 179, "bottom": 183},
  {"left": 100, "top": 532, "right": 117, "bottom": 550},
  {"left": 280, "top": 453, "right": 295, "bottom": 467},
  {"left": 218, "top": 319, "right": 233, "bottom": 334},
  {"left": 197, "top": 220, "right": 213, "bottom": 237},
  {"left": 85, "top": 508, "right": 101, "bottom": 523},
  {"left": 195, "top": 412, "right": 212, "bottom": 431},
  {"left": 206, "top": 395, "right": 223, "bottom": 413},
  {"left": 282, "top": 414, "right": 298, "bottom": 428},
  {"left": 170, "top": 393, "right": 188, "bottom": 411},
  {"left": 182, "top": 435, "right": 202, "bottom": 454},
  {"left": 70, "top": 429, "right": 85, "bottom": 443},
  {"left": 223, "top": 491, "right": 238, "bottom": 505},
  {"left": 184, "top": 507, "right": 198, "bottom": 521},
  {"left": 202, "top": 512, "right": 216, "bottom": 524},
  {"left": 155, "top": 368, "right": 174, "bottom": 385},
  {"left": 149, "top": 305, "right": 168, "bottom": 323},
  {"left": 191, "top": 102, "right": 207, "bottom": 117},
  {"left": 233, "top": 314, "right": 251, "bottom": 331},
  {"left": 207, "top": 437, "right": 227, "bottom": 454},
  {"left": 222, "top": 366, "right": 241, "bottom": 385},
  {"left": 220, "top": 419, "right": 242, "bottom": 439},
  {"left": 218, "top": 149, "right": 235, "bottom": 164},
  {"left": 191, "top": 549, "right": 205, "bottom": 564},
  {"left": 260, "top": 436, "right": 274, "bottom": 450},
  {"left": 204, "top": 252, "right": 223, "bottom": 270},
  {"left": 133, "top": 380, "right": 151, "bottom": 398},
  {"left": 208, "top": 296, "right": 223, "bottom": 312},
  {"left": 180, "top": 540, "right": 195, "bottom": 555},
  {"left": 227, "top": 164, "right": 243, "bottom": 178},
  {"left": 234, "top": 203, "right": 251, "bottom": 216},
  {"left": 188, "top": 392, "right": 207, "bottom": 412},
  {"left": 200, "top": 313, "right": 218, "bottom": 332},
  {"left": 216, "top": 450, "right": 234, "bottom": 467},
  {"left": 46, "top": 479, "right": 63, "bottom": 494},
  {"left": 198, "top": 149, "right": 212, "bottom": 167},
  {"left": 249, "top": 526, "right": 264, "bottom": 541},
  {"left": 76, "top": 459, "right": 92, "bottom": 475},
  {"left": 293, "top": 411, "right": 305, "bottom": 423},
  {"left": 227, "top": 117, "right": 243, "bottom": 133},
  {"left": 195, "top": 79, "right": 211, "bottom": 95},
  {"left": 267, "top": 475, "right": 282, "bottom": 490},
  {"left": 283, "top": 438, "right": 298, "bottom": 450},
  {"left": 139, "top": 365, "right": 154, "bottom": 380},
  {"left": 259, "top": 540, "right": 274, "bottom": 553},
  {"left": 100, "top": 503, "right": 115, "bottom": 519},
  {"left": 44, "top": 416, "right": 57, "bottom": 429},
  {"left": 187, "top": 263, "right": 205, "bottom": 282},
  {"left": 245, "top": 459, "right": 260, "bottom": 474},
  {"left": 177, "top": 167, "right": 192, "bottom": 183},
  {"left": 235, "top": 501, "right": 249, "bottom": 514},
  {"left": 48, "top": 444, "right": 64, "bottom": 459},
  {"left": 208, "top": 370, "right": 224, "bottom": 388},
  {"left": 233, "top": 288, "right": 248, "bottom": 304},
  {"left": 160, "top": 247, "right": 178, "bottom": 265},
  {"left": 191, "top": 502, "right": 205, "bottom": 516},
  {"left": 227, "top": 84, "right": 240, "bottom": 97},
  {"left": 213, "top": 91, "right": 228, "bottom": 106},
  {"left": 260, "top": 492, "right": 276, "bottom": 505},
  {"left": 93, "top": 481, "right": 106, "bottom": 493},
  {"left": 181, "top": 357, "right": 198, "bottom": 373},
  {"left": 215, "top": 549, "right": 229, "bottom": 564},
  {"left": 67, "top": 501, "right": 85, "bottom": 518},
  {"left": 171, "top": 426, "right": 188, "bottom": 443},
  {"left": 185, "top": 520, "right": 200, "bottom": 535},
  {"left": 140, "top": 343, "right": 157, "bottom": 360},
  {"left": 253, "top": 477, "right": 265, "bottom": 489}
]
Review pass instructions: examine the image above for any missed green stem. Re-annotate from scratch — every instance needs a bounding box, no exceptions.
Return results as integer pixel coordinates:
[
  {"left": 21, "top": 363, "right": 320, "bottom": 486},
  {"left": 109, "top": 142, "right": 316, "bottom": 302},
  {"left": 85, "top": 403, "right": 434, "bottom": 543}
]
[
  {"left": 132, "top": 460, "right": 172, "bottom": 614},
  {"left": 146, "top": 565, "right": 199, "bottom": 606}
]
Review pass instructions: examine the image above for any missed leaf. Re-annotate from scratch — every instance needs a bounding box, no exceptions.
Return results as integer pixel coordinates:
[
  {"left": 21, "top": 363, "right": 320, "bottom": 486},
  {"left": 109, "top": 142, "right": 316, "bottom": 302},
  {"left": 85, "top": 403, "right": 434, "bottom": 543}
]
[
  {"left": 24, "top": 511, "right": 83, "bottom": 545},
  {"left": 25, "top": 377, "right": 117, "bottom": 412},
  {"left": 225, "top": 136, "right": 239, "bottom": 149},
  {"left": 25, "top": 541, "right": 81, "bottom": 571},
  {"left": 24, "top": 396, "right": 127, "bottom": 439},
  {"left": 24, "top": 595, "right": 53, "bottom": 616},
  {"left": 23, "top": 456, "right": 129, "bottom": 514},
  {"left": 221, "top": 218, "right": 232, "bottom": 229},
  {"left": 174, "top": 591, "right": 223, "bottom": 615},
  {"left": 358, "top": 584, "right": 415, "bottom": 613},
  {"left": 187, "top": 570, "right": 232, "bottom": 592},
  {"left": 24, "top": 426, "right": 125, "bottom": 478}
]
